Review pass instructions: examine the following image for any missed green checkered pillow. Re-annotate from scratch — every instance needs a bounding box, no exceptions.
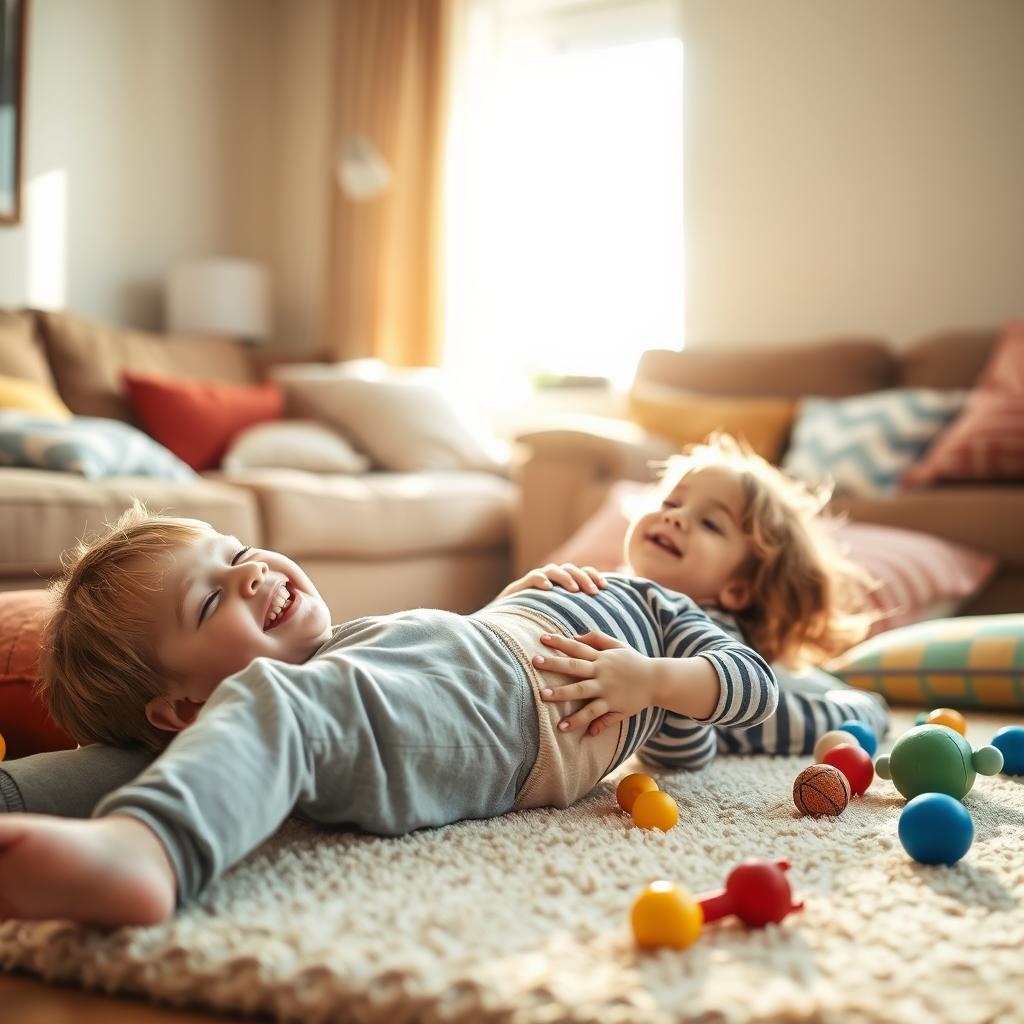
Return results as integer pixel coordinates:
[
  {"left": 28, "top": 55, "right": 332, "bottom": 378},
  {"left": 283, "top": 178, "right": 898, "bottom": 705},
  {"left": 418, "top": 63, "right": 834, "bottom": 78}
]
[{"left": 829, "top": 614, "right": 1024, "bottom": 710}]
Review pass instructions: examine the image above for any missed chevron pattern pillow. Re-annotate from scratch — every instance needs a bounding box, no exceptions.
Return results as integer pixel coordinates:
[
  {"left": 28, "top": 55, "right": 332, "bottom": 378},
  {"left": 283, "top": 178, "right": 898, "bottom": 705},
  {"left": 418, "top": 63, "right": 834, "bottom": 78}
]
[{"left": 782, "top": 389, "right": 968, "bottom": 497}]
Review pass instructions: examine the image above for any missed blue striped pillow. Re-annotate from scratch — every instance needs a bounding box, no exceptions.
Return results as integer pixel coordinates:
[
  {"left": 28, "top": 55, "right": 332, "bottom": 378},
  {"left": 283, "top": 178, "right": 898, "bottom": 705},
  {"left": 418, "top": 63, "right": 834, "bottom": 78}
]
[
  {"left": 0, "top": 411, "right": 197, "bottom": 481},
  {"left": 782, "top": 389, "right": 968, "bottom": 497}
]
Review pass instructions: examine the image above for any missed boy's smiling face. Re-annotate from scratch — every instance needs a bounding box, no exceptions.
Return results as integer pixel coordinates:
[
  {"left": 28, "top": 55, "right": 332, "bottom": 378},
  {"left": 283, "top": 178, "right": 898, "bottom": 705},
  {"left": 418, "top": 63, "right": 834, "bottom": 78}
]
[
  {"left": 625, "top": 465, "right": 754, "bottom": 610},
  {"left": 145, "top": 527, "right": 333, "bottom": 732}
]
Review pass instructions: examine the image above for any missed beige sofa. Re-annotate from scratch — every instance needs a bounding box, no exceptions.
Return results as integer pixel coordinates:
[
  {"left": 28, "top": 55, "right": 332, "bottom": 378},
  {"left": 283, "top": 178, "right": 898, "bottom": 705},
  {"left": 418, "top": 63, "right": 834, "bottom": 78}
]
[
  {"left": 513, "top": 330, "right": 1024, "bottom": 615},
  {"left": 0, "top": 309, "right": 515, "bottom": 619}
]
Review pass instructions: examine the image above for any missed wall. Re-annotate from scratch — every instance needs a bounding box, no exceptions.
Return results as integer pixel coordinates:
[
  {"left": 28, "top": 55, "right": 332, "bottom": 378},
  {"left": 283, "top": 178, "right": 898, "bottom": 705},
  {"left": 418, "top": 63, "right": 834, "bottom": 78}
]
[{"left": 681, "top": 0, "right": 1024, "bottom": 348}]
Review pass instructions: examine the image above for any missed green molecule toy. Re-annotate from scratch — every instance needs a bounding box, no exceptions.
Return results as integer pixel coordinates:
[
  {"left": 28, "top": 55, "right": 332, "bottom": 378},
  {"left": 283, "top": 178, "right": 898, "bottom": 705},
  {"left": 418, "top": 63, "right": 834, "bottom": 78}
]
[{"left": 875, "top": 724, "right": 1003, "bottom": 801}]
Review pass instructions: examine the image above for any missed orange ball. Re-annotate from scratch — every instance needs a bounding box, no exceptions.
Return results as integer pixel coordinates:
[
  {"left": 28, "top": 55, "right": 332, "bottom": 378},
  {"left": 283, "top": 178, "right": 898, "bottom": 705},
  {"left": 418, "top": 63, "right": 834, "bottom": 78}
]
[
  {"left": 793, "top": 764, "right": 850, "bottom": 817},
  {"left": 632, "top": 789, "right": 679, "bottom": 831},
  {"left": 0, "top": 732, "right": 5, "bottom": 761},
  {"left": 926, "top": 707, "right": 967, "bottom": 736},
  {"left": 616, "top": 772, "right": 659, "bottom": 813},
  {"left": 631, "top": 880, "right": 703, "bottom": 949}
]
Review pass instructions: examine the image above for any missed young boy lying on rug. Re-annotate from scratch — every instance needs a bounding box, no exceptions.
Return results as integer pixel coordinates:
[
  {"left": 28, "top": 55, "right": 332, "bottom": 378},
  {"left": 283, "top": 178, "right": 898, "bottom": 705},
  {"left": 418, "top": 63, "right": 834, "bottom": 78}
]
[{"left": 0, "top": 438, "right": 884, "bottom": 927}]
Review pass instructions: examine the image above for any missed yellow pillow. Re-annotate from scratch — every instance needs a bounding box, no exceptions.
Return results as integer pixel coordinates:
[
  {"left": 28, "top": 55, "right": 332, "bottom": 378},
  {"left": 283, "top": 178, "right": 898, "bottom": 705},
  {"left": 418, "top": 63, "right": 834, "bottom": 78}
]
[
  {"left": 627, "top": 385, "right": 795, "bottom": 463},
  {"left": 0, "top": 374, "right": 72, "bottom": 420}
]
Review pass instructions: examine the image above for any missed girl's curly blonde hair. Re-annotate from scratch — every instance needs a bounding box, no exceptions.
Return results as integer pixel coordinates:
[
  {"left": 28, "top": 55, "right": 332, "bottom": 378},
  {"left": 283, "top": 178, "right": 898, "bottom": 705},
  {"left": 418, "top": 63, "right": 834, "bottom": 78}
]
[{"left": 658, "top": 433, "right": 875, "bottom": 667}]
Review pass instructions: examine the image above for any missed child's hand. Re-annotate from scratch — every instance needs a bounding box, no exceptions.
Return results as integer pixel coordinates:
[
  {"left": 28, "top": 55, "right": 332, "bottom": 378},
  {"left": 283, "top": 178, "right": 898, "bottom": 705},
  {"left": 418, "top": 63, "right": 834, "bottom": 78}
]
[
  {"left": 534, "top": 631, "right": 656, "bottom": 736},
  {"left": 497, "top": 563, "right": 607, "bottom": 599}
]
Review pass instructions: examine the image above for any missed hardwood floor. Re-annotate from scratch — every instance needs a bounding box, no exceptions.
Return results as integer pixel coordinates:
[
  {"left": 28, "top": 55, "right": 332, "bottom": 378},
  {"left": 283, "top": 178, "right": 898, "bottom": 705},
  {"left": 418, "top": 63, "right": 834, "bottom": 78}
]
[{"left": 0, "top": 972, "right": 261, "bottom": 1023}]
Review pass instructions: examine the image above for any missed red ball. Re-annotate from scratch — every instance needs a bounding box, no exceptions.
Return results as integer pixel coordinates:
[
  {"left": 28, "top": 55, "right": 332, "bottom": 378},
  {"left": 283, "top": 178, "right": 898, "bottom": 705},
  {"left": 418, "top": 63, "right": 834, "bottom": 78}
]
[{"left": 822, "top": 742, "right": 874, "bottom": 796}]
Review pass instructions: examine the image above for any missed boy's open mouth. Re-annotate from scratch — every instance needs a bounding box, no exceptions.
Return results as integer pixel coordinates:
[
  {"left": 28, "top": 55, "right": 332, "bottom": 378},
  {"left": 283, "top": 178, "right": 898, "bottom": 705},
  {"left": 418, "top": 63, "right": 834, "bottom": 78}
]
[
  {"left": 645, "top": 531, "right": 681, "bottom": 557},
  {"left": 263, "top": 580, "right": 297, "bottom": 630}
]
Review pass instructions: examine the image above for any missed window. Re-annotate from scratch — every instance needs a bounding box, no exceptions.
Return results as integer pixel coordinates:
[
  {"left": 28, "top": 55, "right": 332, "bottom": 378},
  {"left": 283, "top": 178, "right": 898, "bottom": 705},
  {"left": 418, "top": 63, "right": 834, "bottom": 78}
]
[{"left": 444, "top": 0, "right": 684, "bottom": 407}]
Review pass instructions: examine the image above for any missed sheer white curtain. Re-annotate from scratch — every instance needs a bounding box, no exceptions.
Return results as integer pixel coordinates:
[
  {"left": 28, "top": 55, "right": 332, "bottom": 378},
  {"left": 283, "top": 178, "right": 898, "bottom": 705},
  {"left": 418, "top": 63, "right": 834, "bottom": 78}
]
[{"left": 444, "top": 0, "right": 684, "bottom": 410}]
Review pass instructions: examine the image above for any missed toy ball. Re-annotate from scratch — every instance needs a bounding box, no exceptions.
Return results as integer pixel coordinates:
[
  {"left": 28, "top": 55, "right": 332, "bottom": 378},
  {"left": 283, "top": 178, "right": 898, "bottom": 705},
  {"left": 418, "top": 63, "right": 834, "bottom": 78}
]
[
  {"left": 0, "top": 732, "right": 4, "bottom": 762},
  {"left": 631, "top": 880, "right": 703, "bottom": 949},
  {"left": 697, "top": 858, "right": 804, "bottom": 928},
  {"left": 898, "top": 793, "right": 974, "bottom": 865},
  {"left": 915, "top": 712, "right": 928, "bottom": 726},
  {"left": 813, "top": 729, "right": 857, "bottom": 763},
  {"left": 632, "top": 790, "right": 679, "bottom": 831},
  {"left": 837, "top": 719, "right": 878, "bottom": 757},
  {"left": 616, "top": 772, "right": 659, "bottom": 813},
  {"left": 793, "top": 764, "right": 850, "bottom": 817},
  {"left": 925, "top": 707, "right": 967, "bottom": 736},
  {"left": 875, "top": 725, "right": 1003, "bottom": 801},
  {"left": 991, "top": 726, "right": 1024, "bottom": 776},
  {"left": 822, "top": 743, "right": 874, "bottom": 796}
]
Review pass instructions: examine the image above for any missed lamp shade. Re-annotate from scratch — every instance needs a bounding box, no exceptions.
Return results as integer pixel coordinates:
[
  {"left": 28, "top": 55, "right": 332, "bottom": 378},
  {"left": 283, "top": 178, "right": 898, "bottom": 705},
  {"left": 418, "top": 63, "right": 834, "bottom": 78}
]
[{"left": 166, "top": 258, "right": 271, "bottom": 342}]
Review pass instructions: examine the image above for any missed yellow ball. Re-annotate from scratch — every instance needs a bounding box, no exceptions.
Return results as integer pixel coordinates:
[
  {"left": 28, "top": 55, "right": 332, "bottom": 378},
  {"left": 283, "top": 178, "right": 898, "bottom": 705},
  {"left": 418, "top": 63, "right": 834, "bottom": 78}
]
[
  {"left": 0, "top": 732, "right": 4, "bottom": 761},
  {"left": 631, "top": 880, "right": 703, "bottom": 949},
  {"left": 616, "top": 772, "right": 659, "bottom": 813},
  {"left": 631, "top": 789, "right": 679, "bottom": 831},
  {"left": 926, "top": 707, "right": 967, "bottom": 736},
  {"left": 813, "top": 729, "right": 856, "bottom": 763}
]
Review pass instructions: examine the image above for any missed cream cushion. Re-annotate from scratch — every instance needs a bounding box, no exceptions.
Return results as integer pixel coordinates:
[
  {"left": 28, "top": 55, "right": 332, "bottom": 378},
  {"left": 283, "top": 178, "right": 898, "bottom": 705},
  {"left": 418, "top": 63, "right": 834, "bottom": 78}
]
[
  {"left": 222, "top": 420, "right": 370, "bottom": 474},
  {"left": 0, "top": 311, "right": 55, "bottom": 387}
]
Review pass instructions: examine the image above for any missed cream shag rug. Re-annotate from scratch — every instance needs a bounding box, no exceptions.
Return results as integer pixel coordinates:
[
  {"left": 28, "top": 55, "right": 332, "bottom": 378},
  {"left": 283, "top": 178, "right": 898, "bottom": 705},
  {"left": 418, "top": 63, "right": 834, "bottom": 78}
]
[{"left": 2, "top": 709, "right": 1023, "bottom": 1024}]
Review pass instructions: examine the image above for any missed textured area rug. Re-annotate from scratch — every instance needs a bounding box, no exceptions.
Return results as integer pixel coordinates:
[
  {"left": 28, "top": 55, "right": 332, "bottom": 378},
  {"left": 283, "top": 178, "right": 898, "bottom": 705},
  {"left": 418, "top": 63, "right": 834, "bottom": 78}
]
[{"left": 2, "top": 709, "right": 1023, "bottom": 1023}]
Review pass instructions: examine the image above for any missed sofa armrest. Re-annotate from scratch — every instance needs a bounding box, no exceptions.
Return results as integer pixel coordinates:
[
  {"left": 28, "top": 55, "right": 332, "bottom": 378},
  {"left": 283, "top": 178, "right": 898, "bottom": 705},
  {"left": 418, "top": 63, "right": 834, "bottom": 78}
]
[{"left": 511, "top": 416, "right": 675, "bottom": 574}]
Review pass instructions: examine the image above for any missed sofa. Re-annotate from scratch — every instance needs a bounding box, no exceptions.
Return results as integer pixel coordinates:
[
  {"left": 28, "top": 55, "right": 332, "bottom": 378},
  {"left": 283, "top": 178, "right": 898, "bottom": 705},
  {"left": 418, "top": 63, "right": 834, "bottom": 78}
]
[
  {"left": 512, "top": 329, "right": 1024, "bottom": 616},
  {"left": 0, "top": 308, "right": 515, "bottom": 621}
]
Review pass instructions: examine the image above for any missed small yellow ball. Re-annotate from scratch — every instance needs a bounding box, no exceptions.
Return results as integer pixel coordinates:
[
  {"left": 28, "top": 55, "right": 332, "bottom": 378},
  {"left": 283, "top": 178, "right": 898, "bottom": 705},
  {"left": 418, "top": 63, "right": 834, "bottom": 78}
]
[
  {"left": 926, "top": 707, "right": 967, "bottom": 736},
  {"left": 631, "top": 789, "right": 679, "bottom": 831},
  {"left": 813, "top": 730, "right": 856, "bottom": 763},
  {"left": 631, "top": 880, "right": 703, "bottom": 949},
  {"left": 616, "top": 772, "right": 659, "bottom": 813}
]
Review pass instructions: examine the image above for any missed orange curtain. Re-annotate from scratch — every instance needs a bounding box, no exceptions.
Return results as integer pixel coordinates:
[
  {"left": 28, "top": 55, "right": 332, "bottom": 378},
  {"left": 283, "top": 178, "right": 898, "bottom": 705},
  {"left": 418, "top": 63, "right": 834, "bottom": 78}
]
[{"left": 324, "top": 0, "right": 454, "bottom": 366}]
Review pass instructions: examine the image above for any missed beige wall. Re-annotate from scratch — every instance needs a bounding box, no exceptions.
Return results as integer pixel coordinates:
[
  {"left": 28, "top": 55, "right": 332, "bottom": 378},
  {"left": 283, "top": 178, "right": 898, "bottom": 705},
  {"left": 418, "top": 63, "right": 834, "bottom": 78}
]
[{"left": 680, "top": 0, "right": 1024, "bottom": 349}]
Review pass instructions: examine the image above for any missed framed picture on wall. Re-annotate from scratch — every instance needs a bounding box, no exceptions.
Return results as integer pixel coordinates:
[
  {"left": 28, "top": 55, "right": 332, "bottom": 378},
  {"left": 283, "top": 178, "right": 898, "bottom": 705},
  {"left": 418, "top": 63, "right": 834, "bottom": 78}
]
[{"left": 0, "top": 0, "right": 27, "bottom": 225}]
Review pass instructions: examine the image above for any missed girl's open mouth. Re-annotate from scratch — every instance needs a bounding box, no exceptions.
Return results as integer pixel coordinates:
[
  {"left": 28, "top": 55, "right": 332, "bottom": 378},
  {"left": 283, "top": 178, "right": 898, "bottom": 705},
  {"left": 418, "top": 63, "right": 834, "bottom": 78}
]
[
  {"left": 263, "top": 582, "right": 299, "bottom": 630},
  {"left": 646, "top": 532, "right": 681, "bottom": 557}
]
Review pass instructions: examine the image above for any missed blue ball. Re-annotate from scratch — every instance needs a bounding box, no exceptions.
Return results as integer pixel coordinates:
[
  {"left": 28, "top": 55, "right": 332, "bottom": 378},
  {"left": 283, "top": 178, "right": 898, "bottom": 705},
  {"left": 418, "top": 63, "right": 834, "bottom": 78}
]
[
  {"left": 837, "top": 719, "right": 877, "bottom": 757},
  {"left": 898, "top": 793, "right": 974, "bottom": 865},
  {"left": 991, "top": 726, "right": 1024, "bottom": 776}
]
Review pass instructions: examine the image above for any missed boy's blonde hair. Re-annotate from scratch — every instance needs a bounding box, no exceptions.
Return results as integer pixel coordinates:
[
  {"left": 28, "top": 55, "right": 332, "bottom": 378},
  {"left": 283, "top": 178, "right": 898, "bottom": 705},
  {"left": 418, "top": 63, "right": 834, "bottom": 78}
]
[
  {"left": 38, "top": 502, "right": 208, "bottom": 753},
  {"left": 659, "top": 433, "right": 874, "bottom": 667}
]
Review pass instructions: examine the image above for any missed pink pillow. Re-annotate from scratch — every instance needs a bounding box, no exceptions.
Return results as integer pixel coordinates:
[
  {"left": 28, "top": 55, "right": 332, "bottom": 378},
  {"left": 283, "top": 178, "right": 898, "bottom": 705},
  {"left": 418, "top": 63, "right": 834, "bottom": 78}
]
[
  {"left": 546, "top": 485, "right": 997, "bottom": 638},
  {"left": 904, "top": 322, "right": 1024, "bottom": 485}
]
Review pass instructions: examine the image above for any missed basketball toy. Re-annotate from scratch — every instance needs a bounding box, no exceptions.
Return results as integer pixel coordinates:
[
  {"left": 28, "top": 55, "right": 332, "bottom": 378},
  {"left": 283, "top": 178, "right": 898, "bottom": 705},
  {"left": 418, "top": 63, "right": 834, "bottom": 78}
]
[
  {"left": 875, "top": 724, "right": 1003, "bottom": 801},
  {"left": 822, "top": 743, "right": 874, "bottom": 796},
  {"left": 898, "top": 793, "right": 974, "bottom": 865},
  {"left": 925, "top": 707, "right": 967, "bottom": 736},
  {"left": 616, "top": 772, "right": 658, "bottom": 813},
  {"left": 632, "top": 789, "right": 679, "bottom": 831},
  {"left": 631, "top": 880, "right": 703, "bottom": 949},
  {"left": 793, "top": 764, "right": 850, "bottom": 817},
  {"left": 696, "top": 858, "right": 803, "bottom": 927},
  {"left": 0, "top": 732, "right": 5, "bottom": 761},
  {"left": 991, "top": 726, "right": 1024, "bottom": 776},
  {"left": 813, "top": 729, "right": 856, "bottom": 763},
  {"left": 837, "top": 719, "right": 877, "bottom": 757}
]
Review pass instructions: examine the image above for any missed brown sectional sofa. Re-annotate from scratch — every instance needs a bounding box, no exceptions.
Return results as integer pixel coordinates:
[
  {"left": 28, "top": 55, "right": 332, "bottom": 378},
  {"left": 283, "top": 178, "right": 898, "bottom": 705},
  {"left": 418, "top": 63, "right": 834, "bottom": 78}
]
[
  {"left": 513, "top": 330, "right": 1024, "bottom": 615},
  {"left": 0, "top": 309, "right": 515, "bottom": 619}
]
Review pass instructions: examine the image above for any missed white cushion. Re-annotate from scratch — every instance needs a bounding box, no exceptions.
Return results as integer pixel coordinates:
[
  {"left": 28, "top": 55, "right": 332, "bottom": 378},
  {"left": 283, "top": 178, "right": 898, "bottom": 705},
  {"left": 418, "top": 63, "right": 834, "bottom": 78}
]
[{"left": 222, "top": 420, "right": 370, "bottom": 474}]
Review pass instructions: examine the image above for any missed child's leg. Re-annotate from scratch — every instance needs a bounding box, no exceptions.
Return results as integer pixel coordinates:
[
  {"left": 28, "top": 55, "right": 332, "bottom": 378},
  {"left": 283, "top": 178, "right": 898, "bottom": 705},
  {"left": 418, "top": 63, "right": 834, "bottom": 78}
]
[
  {"left": 0, "top": 745, "right": 155, "bottom": 816},
  {"left": 717, "top": 666, "right": 889, "bottom": 756}
]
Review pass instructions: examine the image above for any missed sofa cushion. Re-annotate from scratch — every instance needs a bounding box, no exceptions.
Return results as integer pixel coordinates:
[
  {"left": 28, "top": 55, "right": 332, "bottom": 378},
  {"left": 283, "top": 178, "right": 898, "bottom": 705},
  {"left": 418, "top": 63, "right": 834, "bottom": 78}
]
[
  {"left": 220, "top": 469, "right": 514, "bottom": 558},
  {"left": 0, "top": 375, "right": 72, "bottom": 419},
  {"left": 0, "top": 469, "right": 261, "bottom": 579},
  {"left": 35, "top": 310, "right": 258, "bottom": 421},
  {"left": 222, "top": 421, "right": 371, "bottom": 475},
  {"left": 0, "top": 310, "right": 54, "bottom": 388},
  {"left": 900, "top": 328, "right": 1000, "bottom": 390}
]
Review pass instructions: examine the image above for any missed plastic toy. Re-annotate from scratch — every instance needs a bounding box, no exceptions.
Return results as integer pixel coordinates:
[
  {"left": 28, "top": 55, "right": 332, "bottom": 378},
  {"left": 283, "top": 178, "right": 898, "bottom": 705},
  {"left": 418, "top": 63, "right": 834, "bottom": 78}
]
[
  {"left": 793, "top": 764, "right": 850, "bottom": 817},
  {"left": 631, "top": 880, "right": 703, "bottom": 949},
  {"left": 632, "top": 789, "right": 679, "bottom": 831},
  {"left": 925, "top": 707, "right": 967, "bottom": 736},
  {"left": 837, "top": 719, "right": 877, "bottom": 757},
  {"left": 696, "top": 858, "right": 804, "bottom": 927},
  {"left": 0, "top": 731, "right": 4, "bottom": 761},
  {"left": 991, "top": 726, "right": 1024, "bottom": 776},
  {"left": 822, "top": 743, "right": 874, "bottom": 795},
  {"left": 875, "top": 724, "right": 1003, "bottom": 801},
  {"left": 898, "top": 793, "right": 974, "bottom": 865},
  {"left": 616, "top": 772, "right": 658, "bottom": 813},
  {"left": 813, "top": 729, "right": 856, "bottom": 763}
]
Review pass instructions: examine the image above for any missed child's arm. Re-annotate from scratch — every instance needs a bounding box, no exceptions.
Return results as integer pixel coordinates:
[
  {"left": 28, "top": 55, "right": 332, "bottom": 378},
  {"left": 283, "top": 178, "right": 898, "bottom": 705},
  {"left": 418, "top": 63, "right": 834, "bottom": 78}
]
[{"left": 496, "top": 562, "right": 607, "bottom": 600}]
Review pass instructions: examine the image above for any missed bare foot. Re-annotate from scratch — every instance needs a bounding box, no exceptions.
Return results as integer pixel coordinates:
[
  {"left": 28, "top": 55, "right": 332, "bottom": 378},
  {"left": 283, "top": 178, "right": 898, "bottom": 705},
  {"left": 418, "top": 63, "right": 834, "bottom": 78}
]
[{"left": 0, "top": 814, "right": 177, "bottom": 927}]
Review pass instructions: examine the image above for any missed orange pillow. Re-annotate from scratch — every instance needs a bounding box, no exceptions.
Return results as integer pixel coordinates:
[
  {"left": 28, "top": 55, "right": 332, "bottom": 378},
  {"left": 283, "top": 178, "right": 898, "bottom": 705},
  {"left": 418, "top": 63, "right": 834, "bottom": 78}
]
[
  {"left": 122, "top": 370, "right": 284, "bottom": 471},
  {"left": 0, "top": 590, "right": 77, "bottom": 759}
]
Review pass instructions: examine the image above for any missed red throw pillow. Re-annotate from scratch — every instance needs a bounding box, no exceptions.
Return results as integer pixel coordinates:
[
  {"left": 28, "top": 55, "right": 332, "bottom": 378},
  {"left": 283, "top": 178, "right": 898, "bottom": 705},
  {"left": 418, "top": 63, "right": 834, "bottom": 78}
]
[
  {"left": 122, "top": 370, "right": 284, "bottom": 471},
  {"left": 0, "top": 590, "right": 77, "bottom": 759}
]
